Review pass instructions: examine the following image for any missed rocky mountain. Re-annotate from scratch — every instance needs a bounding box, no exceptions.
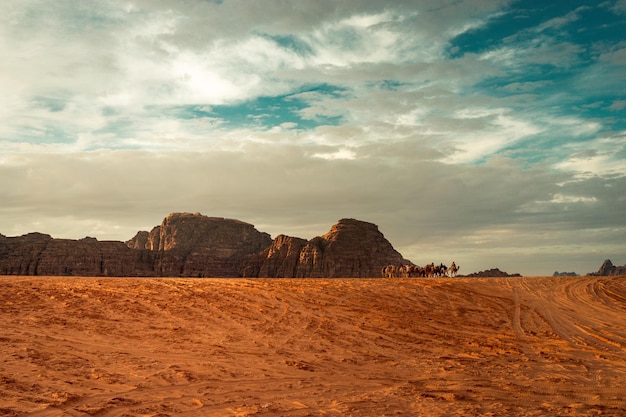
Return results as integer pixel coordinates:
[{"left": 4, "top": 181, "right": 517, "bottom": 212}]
[
  {"left": 462, "top": 268, "right": 522, "bottom": 278},
  {"left": 243, "top": 218, "right": 409, "bottom": 278},
  {"left": 0, "top": 213, "right": 407, "bottom": 278},
  {"left": 589, "top": 259, "right": 626, "bottom": 276}
]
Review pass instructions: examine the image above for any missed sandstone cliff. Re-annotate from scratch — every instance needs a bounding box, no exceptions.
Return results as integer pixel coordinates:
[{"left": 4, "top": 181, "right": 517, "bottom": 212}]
[
  {"left": 241, "top": 234, "right": 309, "bottom": 278},
  {"left": 0, "top": 233, "right": 155, "bottom": 276},
  {"left": 127, "top": 212, "right": 272, "bottom": 277},
  {"left": 244, "top": 218, "right": 409, "bottom": 278}
]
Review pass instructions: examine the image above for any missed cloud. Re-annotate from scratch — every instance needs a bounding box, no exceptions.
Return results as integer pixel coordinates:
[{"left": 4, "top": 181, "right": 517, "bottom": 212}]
[
  {"left": 312, "top": 148, "right": 357, "bottom": 160},
  {"left": 553, "top": 133, "right": 626, "bottom": 179},
  {"left": 612, "top": 0, "right": 626, "bottom": 15},
  {"left": 535, "top": 6, "right": 589, "bottom": 32},
  {"left": 609, "top": 100, "right": 626, "bottom": 111}
]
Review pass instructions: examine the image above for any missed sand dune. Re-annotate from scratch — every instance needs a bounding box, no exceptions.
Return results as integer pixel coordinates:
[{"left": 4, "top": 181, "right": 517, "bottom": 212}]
[{"left": 1, "top": 276, "right": 625, "bottom": 416}]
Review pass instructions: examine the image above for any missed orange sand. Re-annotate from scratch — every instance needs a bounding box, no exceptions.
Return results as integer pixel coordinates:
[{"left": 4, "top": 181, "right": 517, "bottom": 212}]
[{"left": 1, "top": 276, "right": 625, "bottom": 416}]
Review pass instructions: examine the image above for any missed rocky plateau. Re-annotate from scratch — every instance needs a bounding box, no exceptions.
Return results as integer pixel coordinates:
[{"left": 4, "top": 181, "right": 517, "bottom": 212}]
[{"left": 0, "top": 212, "right": 408, "bottom": 278}]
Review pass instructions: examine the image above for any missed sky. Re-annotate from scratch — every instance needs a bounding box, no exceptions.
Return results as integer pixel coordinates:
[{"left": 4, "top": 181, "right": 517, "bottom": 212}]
[{"left": 1, "top": 0, "right": 625, "bottom": 276}]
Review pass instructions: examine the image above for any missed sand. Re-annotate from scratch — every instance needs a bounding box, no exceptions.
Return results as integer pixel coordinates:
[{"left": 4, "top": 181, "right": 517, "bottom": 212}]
[{"left": 1, "top": 276, "right": 625, "bottom": 416}]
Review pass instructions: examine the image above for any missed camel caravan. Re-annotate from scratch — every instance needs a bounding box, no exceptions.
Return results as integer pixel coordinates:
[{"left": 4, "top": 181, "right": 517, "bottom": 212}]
[{"left": 381, "top": 262, "right": 459, "bottom": 278}]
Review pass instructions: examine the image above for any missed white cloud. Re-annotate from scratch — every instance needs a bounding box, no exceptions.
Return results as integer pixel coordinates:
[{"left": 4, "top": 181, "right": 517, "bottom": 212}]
[
  {"left": 553, "top": 133, "right": 626, "bottom": 178},
  {"left": 479, "top": 46, "right": 518, "bottom": 65},
  {"left": 445, "top": 109, "right": 542, "bottom": 164},
  {"left": 535, "top": 6, "right": 588, "bottom": 32},
  {"left": 550, "top": 194, "right": 597, "bottom": 204},
  {"left": 556, "top": 153, "right": 626, "bottom": 179},
  {"left": 312, "top": 148, "right": 357, "bottom": 160}
]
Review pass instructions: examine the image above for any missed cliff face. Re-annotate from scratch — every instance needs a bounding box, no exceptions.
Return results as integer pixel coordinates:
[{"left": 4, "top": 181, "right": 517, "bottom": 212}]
[
  {"left": 0, "top": 233, "right": 53, "bottom": 275},
  {"left": 241, "top": 234, "right": 309, "bottom": 278},
  {"left": 244, "top": 218, "right": 409, "bottom": 278},
  {"left": 1, "top": 213, "right": 408, "bottom": 277},
  {"left": 128, "top": 212, "right": 273, "bottom": 277},
  {"left": 0, "top": 233, "right": 155, "bottom": 276}
]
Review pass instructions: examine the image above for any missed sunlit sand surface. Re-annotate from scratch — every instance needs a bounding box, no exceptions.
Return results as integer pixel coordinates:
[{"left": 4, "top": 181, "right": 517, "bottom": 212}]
[{"left": 1, "top": 276, "right": 625, "bottom": 416}]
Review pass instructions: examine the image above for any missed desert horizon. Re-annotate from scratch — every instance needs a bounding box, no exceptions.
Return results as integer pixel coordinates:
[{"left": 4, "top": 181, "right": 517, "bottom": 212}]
[{"left": 2, "top": 275, "right": 625, "bottom": 416}]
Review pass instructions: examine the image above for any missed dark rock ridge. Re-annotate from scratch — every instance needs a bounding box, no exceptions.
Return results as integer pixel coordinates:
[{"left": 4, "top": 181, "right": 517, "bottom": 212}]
[
  {"left": 553, "top": 271, "right": 578, "bottom": 277},
  {"left": 588, "top": 259, "right": 626, "bottom": 276},
  {"left": 0, "top": 213, "right": 407, "bottom": 277},
  {"left": 462, "top": 268, "right": 522, "bottom": 278}
]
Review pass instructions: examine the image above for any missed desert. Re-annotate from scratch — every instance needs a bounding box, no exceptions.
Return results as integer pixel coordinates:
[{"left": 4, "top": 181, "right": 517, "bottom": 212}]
[{"left": 1, "top": 275, "right": 625, "bottom": 416}]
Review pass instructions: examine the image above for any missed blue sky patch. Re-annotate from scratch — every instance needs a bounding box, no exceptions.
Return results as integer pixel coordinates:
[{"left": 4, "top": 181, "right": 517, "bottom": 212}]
[
  {"left": 173, "top": 84, "right": 346, "bottom": 130},
  {"left": 447, "top": 1, "right": 623, "bottom": 58},
  {"left": 30, "top": 96, "right": 67, "bottom": 113},
  {"left": 261, "top": 33, "right": 315, "bottom": 57}
]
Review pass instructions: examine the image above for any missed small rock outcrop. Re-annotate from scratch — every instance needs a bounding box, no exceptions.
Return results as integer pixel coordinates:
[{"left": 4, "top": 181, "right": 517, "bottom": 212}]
[
  {"left": 126, "top": 231, "right": 149, "bottom": 250},
  {"left": 553, "top": 271, "right": 578, "bottom": 277},
  {"left": 244, "top": 218, "right": 409, "bottom": 278},
  {"left": 463, "top": 268, "right": 522, "bottom": 278},
  {"left": 589, "top": 259, "right": 626, "bottom": 276}
]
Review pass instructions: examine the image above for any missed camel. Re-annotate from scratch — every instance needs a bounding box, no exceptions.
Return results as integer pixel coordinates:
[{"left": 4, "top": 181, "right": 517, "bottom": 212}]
[
  {"left": 385, "top": 262, "right": 457, "bottom": 278},
  {"left": 407, "top": 265, "right": 418, "bottom": 278},
  {"left": 448, "top": 262, "right": 460, "bottom": 277},
  {"left": 381, "top": 265, "right": 396, "bottom": 278},
  {"left": 399, "top": 264, "right": 413, "bottom": 278}
]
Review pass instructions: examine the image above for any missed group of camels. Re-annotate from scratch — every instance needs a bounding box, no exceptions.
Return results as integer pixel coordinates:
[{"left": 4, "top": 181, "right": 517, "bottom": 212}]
[{"left": 381, "top": 262, "right": 459, "bottom": 278}]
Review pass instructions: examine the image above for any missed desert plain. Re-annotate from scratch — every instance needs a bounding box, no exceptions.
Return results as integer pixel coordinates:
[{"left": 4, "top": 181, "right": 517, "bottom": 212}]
[{"left": 1, "top": 275, "right": 625, "bottom": 416}]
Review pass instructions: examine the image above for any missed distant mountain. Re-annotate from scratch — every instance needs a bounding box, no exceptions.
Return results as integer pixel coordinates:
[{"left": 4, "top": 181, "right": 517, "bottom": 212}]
[
  {"left": 0, "top": 212, "right": 407, "bottom": 278},
  {"left": 588, "top": 259, "right": 626, "bottom": 276}
]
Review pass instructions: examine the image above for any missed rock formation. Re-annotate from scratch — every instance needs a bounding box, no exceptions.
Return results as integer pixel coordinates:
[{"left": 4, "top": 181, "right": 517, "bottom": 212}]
[
  {"left": 244, "top": 218, "right": 410, "bottom": 278},
  {"left": 0, "top": 213, "right": 408, "bottom": 278},
  {"left": 127, "top": 212, "right": 272, "bottom": 277},
  {"left": 463, "top": 268, "right": 522, "bottom": 278},
  {"left": 0, "top": 233, "right": 155, "bottom": 276},
  {"left": 553, "top": 271, "right": 578, "bottom": 277},
  {"left": 589, "top": 259, "right": 626, "bottom": 276},
  {"left": 242, "top": 234, "right": 309, "bottom": 278}
]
